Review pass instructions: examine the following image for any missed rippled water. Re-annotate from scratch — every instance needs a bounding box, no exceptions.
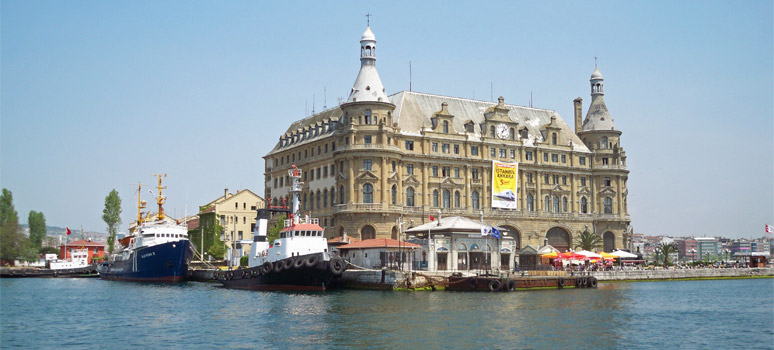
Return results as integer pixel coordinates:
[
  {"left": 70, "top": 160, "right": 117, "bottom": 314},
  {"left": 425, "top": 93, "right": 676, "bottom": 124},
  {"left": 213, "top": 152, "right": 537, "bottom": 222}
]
[{"left": 1, "top": 278, "right": 772, "bottom": 349}]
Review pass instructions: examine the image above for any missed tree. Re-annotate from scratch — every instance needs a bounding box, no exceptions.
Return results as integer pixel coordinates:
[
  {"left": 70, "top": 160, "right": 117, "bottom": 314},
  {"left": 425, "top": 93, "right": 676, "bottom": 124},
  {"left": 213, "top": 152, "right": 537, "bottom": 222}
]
[
  {"left": 655, "top": 242, "right": 679, "bottom": 266},
  {"left": 574, "top": 228, "right": 603, "bottom": 251},
  {"left": 267, "top": 213, "right": 286, "bottom": 245},
  {"left": 102, "top": 189, "right": 122, "bottom": 254},
  {"left": 28, "top": 211, "right": 46, "bottom": 249},
  {"left": 0, "top": 189, "right": 25, "bottom": 262}
]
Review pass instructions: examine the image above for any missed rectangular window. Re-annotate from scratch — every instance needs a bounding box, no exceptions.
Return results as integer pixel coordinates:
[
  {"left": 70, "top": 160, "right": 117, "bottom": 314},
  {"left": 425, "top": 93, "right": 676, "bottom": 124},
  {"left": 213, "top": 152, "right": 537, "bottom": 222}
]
[
  {"left": 364, "top": 135, "right": 372, "bottom": 144},
  {"left": 471, "top": 146, "right": 479, "bottom": 156},
  {"left": 580, "top": 177, "right": 586, "bottom": 187},
  {"left": 499, "top": 149, "right": 506, "bottom": 158},
  {"left": 604, "top": 177, "right": 611, "bottom": 187},
  {"left": 331, "top": 164, "right": 335, "bottom": 176},
  {"left": 324, "top": 144, "right": 328, "bottom": 153},
  {"left": 407, "top": 164, "right": 414, "bottom": 175},
  {"left": 602, "top": 158, "right": 609, "bottom": 165},
  {"left": 432, "top": 143, "right": 438, "bottom": 152},
  {"left": 453, "top": 144, "right": 460, "bottom": 154},
  {"left": 510, "top": 149, "right": 516, "bottom": 158},
  {"left": 454, "top": 167, "right": 460, "bottom": 178},
  {"left": 525, "top": 151, "right": 533, "bottom": 161},
  {"left": 472, "top": 169, "right": 479, "bottom": 179},
  {"left": 442, "top": 166, "right": 450, "bottom": 177},
  {"left": 544, "top": 175, "right": 549, "bottom": 184},
  {"left": 442, "top": 143, "right": 450, "bottom": 153},
  {"left": 562, "top": 176, "right": 567, "bottom": 185},
  {"left": 553, "top": 175, "right": 559, "bottom": 184},
  {"left": 561, "top": 154, "right": 566, "bottom": 163},
  {"left": 391, "top": 161, "right": 396, "bottom": 172},
  {"left": 364, "top": 159, "right": 372, "bottom": 170},
  {"left": 405, "top": 140, "right": 414, "bottom": 150},
  {"left": 273, "top": 178, "right": 277, "bottom": 188},
  {"left": 551, "top": 154, "right": 558, "bottom": 162},
  {"left": 316, "top": 168, "right": 321, "bottom": 179},
  {"left": 323, "top": 167, "right": 328, "bottom": 178},
  {"left": 490, "top": 148, "right": 496, "bottom": 157},
  {"left": 526, "top": 173, "right": 533, "bottom": 183},
  {"left": 579, "top": 156, "right": 586, "bottom": 165},
  {"left": 543, "top": 153, "right": 549, "bottom": 162},
  {"left": 432, "top": 166, "right": 439, "bottom": 177}
]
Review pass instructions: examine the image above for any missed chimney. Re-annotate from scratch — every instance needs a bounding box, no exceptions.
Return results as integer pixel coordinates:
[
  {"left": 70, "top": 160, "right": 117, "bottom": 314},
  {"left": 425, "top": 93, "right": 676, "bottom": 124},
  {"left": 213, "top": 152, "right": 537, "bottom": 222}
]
[
  {"left": 224, "top": 188, "right": 228, "bottom": 198},
  {"left": 573, "top": 97, "right": 583, "bottom": 134}
]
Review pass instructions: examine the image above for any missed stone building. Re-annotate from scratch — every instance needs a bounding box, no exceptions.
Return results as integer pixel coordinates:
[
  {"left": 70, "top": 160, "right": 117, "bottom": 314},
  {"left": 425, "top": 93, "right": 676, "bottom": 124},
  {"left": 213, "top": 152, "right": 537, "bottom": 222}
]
[
  {"left": 198, "top": 188, "right": 265, "bottom": 265},
  {"left": 264, "top": 26, "right": 632, "bottom": 255}
]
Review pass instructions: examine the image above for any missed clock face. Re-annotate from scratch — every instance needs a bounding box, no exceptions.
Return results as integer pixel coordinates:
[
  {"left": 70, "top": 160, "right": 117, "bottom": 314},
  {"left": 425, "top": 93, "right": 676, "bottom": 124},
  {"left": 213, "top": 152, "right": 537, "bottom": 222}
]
[{"left": 496, "top": 123, "right": 509, "bottom": 139}]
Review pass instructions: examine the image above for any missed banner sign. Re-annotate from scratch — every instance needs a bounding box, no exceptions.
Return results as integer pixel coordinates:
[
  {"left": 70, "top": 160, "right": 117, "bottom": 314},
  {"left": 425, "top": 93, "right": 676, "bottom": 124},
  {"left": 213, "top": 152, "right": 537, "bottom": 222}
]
[{"left": 491, "top": 160, "right": 518, "bottom": 209}]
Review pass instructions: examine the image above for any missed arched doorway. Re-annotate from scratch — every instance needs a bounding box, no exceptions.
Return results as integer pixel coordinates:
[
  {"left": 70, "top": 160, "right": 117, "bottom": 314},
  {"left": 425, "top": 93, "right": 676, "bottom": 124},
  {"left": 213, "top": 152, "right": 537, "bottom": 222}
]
[
  {"left": 391, "top": 226, "right": 398, "bottom": 240},
  {"left": 546, "top": 227, "right": 570, "bottom": 252},
  {"left": 500, "top": 225, "right": 521, "bottom": 253},
  {"left": 603, "top": 231, "right": 615, "bottom": 252},
  {"left": 361, "top": 225, "right": 376, "bottom": 240}
]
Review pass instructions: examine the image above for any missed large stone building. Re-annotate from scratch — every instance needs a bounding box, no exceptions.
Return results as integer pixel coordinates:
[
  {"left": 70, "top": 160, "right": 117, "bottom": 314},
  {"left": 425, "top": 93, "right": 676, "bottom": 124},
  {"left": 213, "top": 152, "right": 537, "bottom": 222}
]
[{"left": 264, "top": 26, "right": 632, "bottom": 255}]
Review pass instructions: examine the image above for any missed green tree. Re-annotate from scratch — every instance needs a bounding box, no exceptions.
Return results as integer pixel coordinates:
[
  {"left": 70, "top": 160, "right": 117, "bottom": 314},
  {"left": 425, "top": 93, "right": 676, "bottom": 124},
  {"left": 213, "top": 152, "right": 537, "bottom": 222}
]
[
  {"left": 574, "top": 228, "right": 603, "bottom": 251},
  {"left": 27, "top": 211, "right": 46, "bottom": 249},
  {"left": 0, "top": 189, "right": 25, "bottom": 262},
  {"left": 102, "top": 189, "right": 122, "bottom": 254},
  {"left": 655, "top": 242, "right": 679, "bottom": 266},
  {"left": 267, "top": 213, "right": 286, "bottom": 245},
  {"left": 190, "top": 215, "right": 224, "bottom": 260},
  {"left": 207, "top": 240, "right": 226, "bottom": 260}
]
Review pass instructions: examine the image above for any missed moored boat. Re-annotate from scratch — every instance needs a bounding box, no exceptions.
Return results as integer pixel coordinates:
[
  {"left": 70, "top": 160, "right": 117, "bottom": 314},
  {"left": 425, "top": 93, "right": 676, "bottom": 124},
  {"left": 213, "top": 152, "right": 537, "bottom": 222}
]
[
  {"left": 216, "top": 165, "right": 347, "bottom": 291},
  {"left": 98, "top": 174, "right": 193, "bottom": 283}
]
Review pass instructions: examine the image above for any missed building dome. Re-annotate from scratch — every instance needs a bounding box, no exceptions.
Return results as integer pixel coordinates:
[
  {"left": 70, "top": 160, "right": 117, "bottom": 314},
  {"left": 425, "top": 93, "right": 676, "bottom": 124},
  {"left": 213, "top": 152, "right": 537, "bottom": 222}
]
[
  {"left": 590, "top": 67, "right": 603, "bottom": 80},
  {"left": 361, "top": 26, "right": 375, "bottom": 41}
]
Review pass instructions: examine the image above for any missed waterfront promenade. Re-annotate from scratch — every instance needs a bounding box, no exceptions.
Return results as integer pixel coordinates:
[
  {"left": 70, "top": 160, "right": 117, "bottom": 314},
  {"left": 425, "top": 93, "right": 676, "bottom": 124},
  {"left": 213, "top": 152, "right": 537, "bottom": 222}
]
[{"left": 588, "top": 267, "right": 774, "bottom": 281}]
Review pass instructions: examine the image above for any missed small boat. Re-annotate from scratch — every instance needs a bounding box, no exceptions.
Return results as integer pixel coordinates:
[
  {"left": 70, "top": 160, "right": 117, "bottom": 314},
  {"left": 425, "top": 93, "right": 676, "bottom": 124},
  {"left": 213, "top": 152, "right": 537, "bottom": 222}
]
[
  {"left": 216, "top": 165, "right": 347, "bottom": 291},
  {"left": 98, "top": 175, "right": 193, "bottom": 283}
]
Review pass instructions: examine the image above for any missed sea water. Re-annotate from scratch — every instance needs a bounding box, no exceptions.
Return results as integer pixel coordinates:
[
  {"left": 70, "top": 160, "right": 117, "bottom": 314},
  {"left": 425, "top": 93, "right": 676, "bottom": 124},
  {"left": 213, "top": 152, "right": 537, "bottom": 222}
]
[{"left": 1, "top": 277, "right": 772, "bottom": 349}]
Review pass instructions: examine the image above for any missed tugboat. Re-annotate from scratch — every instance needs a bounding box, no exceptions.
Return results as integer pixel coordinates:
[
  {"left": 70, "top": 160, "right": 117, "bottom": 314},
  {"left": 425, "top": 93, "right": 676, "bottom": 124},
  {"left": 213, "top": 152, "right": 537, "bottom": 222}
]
[
  {"left": 216, "top": 165, "right": 347, "bottom": 291},
  {"left": 98, "top": 174, "right": 193, "bottom": 283}
]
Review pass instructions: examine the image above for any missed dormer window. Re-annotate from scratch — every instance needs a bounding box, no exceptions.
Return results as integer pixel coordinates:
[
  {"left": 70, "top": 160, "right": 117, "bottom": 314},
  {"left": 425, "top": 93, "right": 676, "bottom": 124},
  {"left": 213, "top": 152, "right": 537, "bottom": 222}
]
[
  {"left": 552, "top": 133, "right": 557, "bottom": 145},
  {"left": 443, "top": 120, "right": 449, "bottom": 134}
]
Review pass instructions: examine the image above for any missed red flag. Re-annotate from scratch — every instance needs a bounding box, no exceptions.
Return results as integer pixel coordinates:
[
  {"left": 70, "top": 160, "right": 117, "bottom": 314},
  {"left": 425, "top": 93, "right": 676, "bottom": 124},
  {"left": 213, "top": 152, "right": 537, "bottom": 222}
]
[
  {"left": 429, "top": 215, "right": 434, "bottom": 221},
  {"left": 66, "top": 227, "right": 71, "bottom": 235}
]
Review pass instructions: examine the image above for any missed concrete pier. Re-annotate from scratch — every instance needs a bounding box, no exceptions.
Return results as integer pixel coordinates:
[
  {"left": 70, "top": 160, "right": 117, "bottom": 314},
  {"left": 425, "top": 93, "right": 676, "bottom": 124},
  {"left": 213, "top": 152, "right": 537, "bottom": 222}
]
[{"left": 588, "top": 267, "right": 774, "bottom": 281}]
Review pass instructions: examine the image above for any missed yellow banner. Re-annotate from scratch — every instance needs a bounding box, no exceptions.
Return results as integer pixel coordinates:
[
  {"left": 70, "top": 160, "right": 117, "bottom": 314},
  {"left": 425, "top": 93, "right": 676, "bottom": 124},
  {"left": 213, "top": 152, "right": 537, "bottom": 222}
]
[{"left": 491, "top": 160, "right": 518, "bottom": 209}]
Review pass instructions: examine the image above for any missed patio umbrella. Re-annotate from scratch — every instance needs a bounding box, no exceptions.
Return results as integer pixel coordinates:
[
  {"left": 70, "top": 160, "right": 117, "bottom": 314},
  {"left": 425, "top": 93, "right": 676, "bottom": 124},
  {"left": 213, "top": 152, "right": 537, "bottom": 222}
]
[
  {"left": 610, "top": 250, "right": 638, "bottom": 258},
  {"left": 576, "top": 250, "right": 602, "bottom": 259},
  {"left": 541, "top": 251, "right": 558, "bottom": 258},
  {"left": 600, "top": 252, "right": 618, "bottom": 260}
]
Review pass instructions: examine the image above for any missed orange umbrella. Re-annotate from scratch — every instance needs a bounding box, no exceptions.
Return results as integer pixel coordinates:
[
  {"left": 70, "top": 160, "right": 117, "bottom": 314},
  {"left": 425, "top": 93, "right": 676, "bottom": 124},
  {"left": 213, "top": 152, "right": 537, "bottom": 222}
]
[{"left": 541, "top": 251, "right": 558, "bottom": 258}]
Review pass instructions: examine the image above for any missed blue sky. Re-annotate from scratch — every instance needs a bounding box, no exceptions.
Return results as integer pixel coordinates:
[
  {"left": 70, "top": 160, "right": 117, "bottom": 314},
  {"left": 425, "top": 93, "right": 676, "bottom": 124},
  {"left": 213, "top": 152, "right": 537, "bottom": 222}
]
[{"left": 1, "top": 1, "right": 772, "bottom": 239}]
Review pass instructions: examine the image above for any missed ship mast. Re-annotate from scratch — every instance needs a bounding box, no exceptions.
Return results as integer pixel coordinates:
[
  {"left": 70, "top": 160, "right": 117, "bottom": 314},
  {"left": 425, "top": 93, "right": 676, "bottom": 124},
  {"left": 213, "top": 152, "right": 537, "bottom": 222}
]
[
  {"left": 136, "top": 182, "right": 146, "bottom": 225},
  {"left": 288, "top": 165, "right": 302, "bottom": 225},
  {"left": 153, "top": 173, "right": 167, "bottom": 221}
]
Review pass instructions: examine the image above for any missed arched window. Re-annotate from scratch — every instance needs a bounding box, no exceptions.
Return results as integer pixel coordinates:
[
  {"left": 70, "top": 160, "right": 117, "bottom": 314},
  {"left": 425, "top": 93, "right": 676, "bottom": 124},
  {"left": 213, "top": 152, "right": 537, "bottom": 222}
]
[
  {"left": 330, "top": 187, "right": 335, "bottom": 207},
  {"left": 316, "top": 190, "right": 321, "bottom": 209},
  {"left": 432, "top": 190, "right": 439, "bottom": 207},
  {"left": 604, "top": 197, "right": 613, "bottom": 214},
  {"left": 309, "top": 191, "right": 314, "bottom": 210},
  {"left": 443, "top": 120, "right": 449, "bottom": 133},
  {"left": 562, "top": 197, "right": 568, "bottom": 212},
  {"left": 339, "top": 185, "right": 345, "bottom": 204},
  {"left": 527, "top": 194, "right": 534, "bottom": 211},
  {"left": 544, "top": 196, "right": 551, "bottom": 212},
  {"left": 391, "top": 185, "right": 397, "bottom": 205},
  {"left": 553, "top": 195, "right": 560, "bottom": 213},
  {"left": 364, "top": 109, "right": 372, "bottom": 124},
  {"left": 363, "top": 184, "right": 373, "bottom": 204},
  {"left": 454, "top": 191, "right": 461, "bottom": 208},
  {"left": 361, "top": 225, "right": 376, "bottom": 240},
  {"left": 442, "top": 189, "right": 451, "bottom": 208},
  {"left": 601, "top": 136, "right": 608, "bottom": 149},
  {"left": 581, "top": 197, "right": 588, "bottom": 214},
  {"left": 472, "top": 191, "right": 480, "bottom": 209},
  {"left": 406, "top": 187, "right": 415, "bottom": 207}
]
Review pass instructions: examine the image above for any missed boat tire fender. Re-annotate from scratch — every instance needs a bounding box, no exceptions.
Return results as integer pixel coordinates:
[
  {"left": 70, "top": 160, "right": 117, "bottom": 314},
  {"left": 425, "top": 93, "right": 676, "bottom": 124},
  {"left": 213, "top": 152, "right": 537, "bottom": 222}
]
[
  {"left": 273, "top": 261, "right": 283, "bottom": 273},
  {"left": 580, "top": 277, "right": 588, "bottom": 288},
  {"left": 282, "top": 259, "right": 293, "bottom": 270},
  {"left": 304, "top": 255, "right": 319, "bottom": 268},
  {"left": 589, "top": 277, "right": 598, "bottom": 288},
  {"left": 557, "top": 278, "right": 565, "bottom": 288},
  {"left": 226, "top": 271, "right": 234, "bottom": 280},
  {"left": 469, "top": 278, "right": 478, "bottom": 289},
  {"left": 328, "top": 257, "right": 345, "bottom": 275},
  {"left": 505, "top": 279, "right": 516, "bottom": 291},
  {"left": 488, "top": 279, "right": 502, "bottom": 292},
  {"left": 213, "top": 271, "right": 219, "bottom": 280},
  {"left": 262, "top": 262, "right": 273, "bottom": 274},
  {"left": 293, "top": 257, "right": 305, "bottom": 269},
  {"left": 252, "top": 269, "right": 260, "bottom": 277},
  {"left": 242, "top": 270, "right": 249, "bottom": 279}
]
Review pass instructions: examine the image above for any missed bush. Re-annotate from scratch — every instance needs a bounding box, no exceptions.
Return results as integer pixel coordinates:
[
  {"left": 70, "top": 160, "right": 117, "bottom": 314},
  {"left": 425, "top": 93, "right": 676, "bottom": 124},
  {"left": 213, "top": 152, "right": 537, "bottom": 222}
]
[{"left": 240, "top": 256, "right": 249, "bottom": 266}]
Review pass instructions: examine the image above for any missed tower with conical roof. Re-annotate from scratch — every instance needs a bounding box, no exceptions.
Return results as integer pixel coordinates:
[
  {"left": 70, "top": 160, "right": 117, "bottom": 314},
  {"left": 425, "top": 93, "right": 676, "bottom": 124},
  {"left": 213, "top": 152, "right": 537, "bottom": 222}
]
[{"left": 577, "top": 65, "right": 631, "bottom": 249}]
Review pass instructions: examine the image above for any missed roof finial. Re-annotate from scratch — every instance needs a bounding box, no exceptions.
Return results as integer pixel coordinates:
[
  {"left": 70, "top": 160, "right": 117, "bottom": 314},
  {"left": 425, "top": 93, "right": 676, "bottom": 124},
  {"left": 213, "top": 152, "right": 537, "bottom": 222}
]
[
  {"left": 594, "top": 56, "right": 598, "bottom": 68},
  {"left": 366, "top": 12, "right": 371, "bottom": 27}
]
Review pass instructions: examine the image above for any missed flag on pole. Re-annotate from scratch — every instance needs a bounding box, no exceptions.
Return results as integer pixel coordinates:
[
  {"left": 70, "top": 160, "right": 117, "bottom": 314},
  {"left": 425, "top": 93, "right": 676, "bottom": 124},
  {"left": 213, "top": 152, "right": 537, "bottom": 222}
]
[
  {"left": 491, "top": 227, "right": 502, "bottom": 240},
  {"left": 66, "top": 227, "right": 71, "bottom": 235},
  {"left": 766, "top": 224, "right": 773, "bottom": 234},
  {"left": 429, "top": 215, "right": 434, "bottom": 222},
  {"left": 481, "top": 225, "right": 490, "bottom": 236}
]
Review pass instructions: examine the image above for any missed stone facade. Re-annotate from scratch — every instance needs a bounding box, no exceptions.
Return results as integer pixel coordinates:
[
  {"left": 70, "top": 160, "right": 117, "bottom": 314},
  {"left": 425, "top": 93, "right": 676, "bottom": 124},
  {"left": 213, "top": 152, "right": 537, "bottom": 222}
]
[{"left": 264, "top": 26, "right": 632, "bottom": 254}]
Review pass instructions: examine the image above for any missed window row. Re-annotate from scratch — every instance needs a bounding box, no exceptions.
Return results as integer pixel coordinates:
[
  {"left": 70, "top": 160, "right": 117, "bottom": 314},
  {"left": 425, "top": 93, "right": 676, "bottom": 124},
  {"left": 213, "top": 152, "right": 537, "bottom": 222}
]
[{"left": 273, "top": 141, "right": 337, "bottom": 167}]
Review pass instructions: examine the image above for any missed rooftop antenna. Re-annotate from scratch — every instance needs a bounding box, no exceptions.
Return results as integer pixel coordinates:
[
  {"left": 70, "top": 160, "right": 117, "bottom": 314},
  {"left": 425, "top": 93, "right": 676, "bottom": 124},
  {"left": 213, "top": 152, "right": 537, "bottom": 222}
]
[
  {"left": 490, "top": 82, "right": 493, "bottom": 102},
  {"left": 323, "top": 87, "right": 327, "bottom": 110},
  {"left": 366, "top": 12, "right": 371, "bottom": 26},
  {"left": 312, "top": 94, "right": 315, "bottom": 115},
  {"left": 530, "top": 91, "right": 533, "bottom": 107},
  {"left": 409, "top": 61, "right": 412, "bottom": 92},
  {"left": 594, "top": 56, "right": 598, "bottom": 68}
]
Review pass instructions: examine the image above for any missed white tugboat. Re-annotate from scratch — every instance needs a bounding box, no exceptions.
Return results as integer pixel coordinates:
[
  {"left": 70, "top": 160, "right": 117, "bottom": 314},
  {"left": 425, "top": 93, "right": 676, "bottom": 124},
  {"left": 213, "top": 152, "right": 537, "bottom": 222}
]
[{"left": 216, "top": 165, "right": 347, "bottom": 291}]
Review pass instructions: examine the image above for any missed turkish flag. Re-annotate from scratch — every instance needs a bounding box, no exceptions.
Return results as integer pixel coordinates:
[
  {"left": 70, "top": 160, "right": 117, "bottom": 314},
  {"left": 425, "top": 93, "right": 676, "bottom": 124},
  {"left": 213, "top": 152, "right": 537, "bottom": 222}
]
[
  {"left": 66, "top": 227, "right": 71, "bottom": 235},
  {"left": 429, "top": 215, "right": 434, "bottom": 221}
]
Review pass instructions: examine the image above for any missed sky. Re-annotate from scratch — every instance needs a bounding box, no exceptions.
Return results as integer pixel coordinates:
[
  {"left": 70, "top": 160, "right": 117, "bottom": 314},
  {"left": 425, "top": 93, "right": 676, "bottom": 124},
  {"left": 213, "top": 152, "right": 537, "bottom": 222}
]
[{"left": 1, "top": 1, "right": 772, "bottom": 239}]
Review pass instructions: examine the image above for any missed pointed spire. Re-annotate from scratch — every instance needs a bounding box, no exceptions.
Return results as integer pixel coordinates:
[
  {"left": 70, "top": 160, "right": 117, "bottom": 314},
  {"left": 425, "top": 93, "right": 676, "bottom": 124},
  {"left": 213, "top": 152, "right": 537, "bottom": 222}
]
[
  {"left": 347, "top": 25, "right": 388, "bottom": 103},
  {"left": 583, "top": 65, "right": 616, "bottom": 131}
]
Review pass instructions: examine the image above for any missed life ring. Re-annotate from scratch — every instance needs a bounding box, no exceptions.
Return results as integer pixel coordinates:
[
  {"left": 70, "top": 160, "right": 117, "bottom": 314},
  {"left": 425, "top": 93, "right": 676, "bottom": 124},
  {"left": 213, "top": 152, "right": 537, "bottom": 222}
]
[
  {"left": 469, "top": 278, "right": 478, "bottom": 289},
  {"left": 328, "top": 257, "right": 346, "bottom": 275},
  {"left": 263, "top": 262, "right": 273, "bottom": 274},
  {"left": 282, "top": 259, "right": 293, "bottom": 270},
  {"left": 505, "top": 279, "right": 516, "bottom": 291},
  {"left": 304, "top": 255, "right": 319, "bottom": 268},
  {"left": 273, "top": 261, "right": 283, "bottom": 273},
  {"left": 557, "top": 278, "right": 565, "bottom": 289},
  {"left": 589, "top": 277, "right": 598, "bottom": 288},
  {"left": 488, "top": 279, "right": 502, "bottom": 292},
  {"left": 293, "top": 257, "right": 305, "bottom": 269}
]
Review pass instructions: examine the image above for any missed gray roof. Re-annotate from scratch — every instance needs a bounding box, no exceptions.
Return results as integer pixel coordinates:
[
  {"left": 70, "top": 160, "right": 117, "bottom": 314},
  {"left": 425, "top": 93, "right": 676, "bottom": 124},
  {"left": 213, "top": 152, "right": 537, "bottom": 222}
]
[
  {"left": 405, "top": 215, "right": 502, "bottom": 234},
  {"left": 583, "top": 95, "right": 617, "bottom": 131}
]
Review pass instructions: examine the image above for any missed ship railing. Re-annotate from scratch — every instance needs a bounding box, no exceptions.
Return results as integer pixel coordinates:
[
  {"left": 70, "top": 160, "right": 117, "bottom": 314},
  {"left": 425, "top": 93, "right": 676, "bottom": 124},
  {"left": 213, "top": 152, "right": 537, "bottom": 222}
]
[{"left": 285, "top": 217, "right": 320, "bottom": 227}]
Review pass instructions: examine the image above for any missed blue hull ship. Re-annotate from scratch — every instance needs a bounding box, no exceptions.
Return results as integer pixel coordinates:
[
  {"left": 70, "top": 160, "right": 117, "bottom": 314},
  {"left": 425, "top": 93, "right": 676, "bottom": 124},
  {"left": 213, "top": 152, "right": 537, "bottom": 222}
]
[
  {"left": 100, "top": 240, "right": 192, "bottom": 283},
  {"left": 99, "top": 175, "right": 193, "bottom": 283}
]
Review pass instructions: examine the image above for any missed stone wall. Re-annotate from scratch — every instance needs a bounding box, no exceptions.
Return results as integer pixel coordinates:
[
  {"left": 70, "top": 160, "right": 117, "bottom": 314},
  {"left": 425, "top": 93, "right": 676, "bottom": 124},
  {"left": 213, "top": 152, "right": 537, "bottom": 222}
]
[{"left": 589, "top": 268, "right": 774, "bottom": 281}]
